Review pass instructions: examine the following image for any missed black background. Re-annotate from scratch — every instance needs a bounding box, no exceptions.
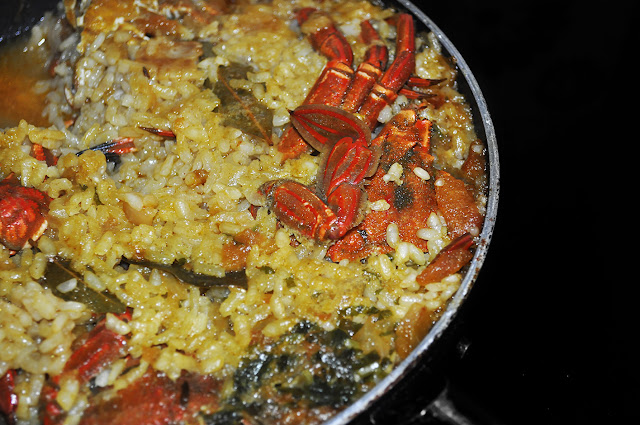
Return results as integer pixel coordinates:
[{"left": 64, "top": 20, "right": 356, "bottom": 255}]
[
  {"left": 417, "top": 1, "right": 633, "bottom": 424},
  {"left": 1, "top": 1, "right": 633, "bottom": 424}
]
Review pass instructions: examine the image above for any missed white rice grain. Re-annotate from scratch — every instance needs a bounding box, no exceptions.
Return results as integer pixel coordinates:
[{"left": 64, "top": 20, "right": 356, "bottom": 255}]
[
  {"left": 56, "top": 278, "right": 77, "bottom": 294},
  {"left": 106, "top": 313, "right": 131, "bottom": 336},
  {"left": 386, "top": 223, "right": 400, "bottom": 248},
  {"left": 56, "top": 376, "right": 80, "bottom": 411},
  {"left": 413, "top": 166, "right": 430, "bottom": 180},
  {"left": 370, "top": 199, "right": 390, "bottom": 211},
  {"left": 378, "top": 104, "right": 393, "bottom": 123},
  {"left": 383, "top": 163, "right": 403, "bottom": 185}
]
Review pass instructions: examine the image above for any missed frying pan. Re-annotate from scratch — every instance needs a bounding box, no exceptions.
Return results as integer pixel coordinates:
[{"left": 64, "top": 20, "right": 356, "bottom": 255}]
[
  {"left": 0, "top": 1, "right": 499, "bottom": 423},
  {"left": 326, "top": 1, "right": 500, "bottom": 422},
  {"left": 0, "top": 0, "right": 60, "bottom": 43}
]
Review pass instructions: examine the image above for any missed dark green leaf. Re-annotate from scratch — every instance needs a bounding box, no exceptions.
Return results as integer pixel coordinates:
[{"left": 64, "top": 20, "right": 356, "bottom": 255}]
[
  {"left": 212, "top": 63, "right": 273, "bottom": 142},
  {"left": 125, "top": 259, "right": 248, "bottom": 289},
  {"left": 40, "top": 259, "right": 126, "bottom": 314}
]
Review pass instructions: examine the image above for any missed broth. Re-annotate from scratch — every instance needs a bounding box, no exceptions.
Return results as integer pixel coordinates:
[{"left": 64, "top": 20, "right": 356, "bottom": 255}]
[{"left": 0, "top": 34, "right": 51, "bottom": 128}]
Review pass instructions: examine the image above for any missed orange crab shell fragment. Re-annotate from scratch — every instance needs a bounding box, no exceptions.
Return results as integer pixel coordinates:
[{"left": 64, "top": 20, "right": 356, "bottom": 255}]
[
  {"left": 434, "top": 170, "right": 484, "bottom": 240},
  {"left": 326, "top": 110, "right": 436, "bottom": 262}
]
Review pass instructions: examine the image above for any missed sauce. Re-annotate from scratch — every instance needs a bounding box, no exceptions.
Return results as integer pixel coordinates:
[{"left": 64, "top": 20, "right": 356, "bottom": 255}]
[{"left": 0, "top": 34, "right": 52, "bottom": 128}]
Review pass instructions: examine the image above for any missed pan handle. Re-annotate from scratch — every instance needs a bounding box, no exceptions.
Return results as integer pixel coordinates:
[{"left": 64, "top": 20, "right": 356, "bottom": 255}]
[
  {"left": 366, "top": 335, "right": 500, "bottom": 425},
  {"left": 368, "top": 379, "right": 495, "bottom": 425},
  {"left": 410, "top": 385, "right": 488, "bottom": 425}
]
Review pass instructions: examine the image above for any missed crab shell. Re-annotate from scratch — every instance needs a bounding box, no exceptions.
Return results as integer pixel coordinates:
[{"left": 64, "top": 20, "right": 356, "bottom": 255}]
[{"left": 0, "top": 175, "right": 51, "bottom": 253}]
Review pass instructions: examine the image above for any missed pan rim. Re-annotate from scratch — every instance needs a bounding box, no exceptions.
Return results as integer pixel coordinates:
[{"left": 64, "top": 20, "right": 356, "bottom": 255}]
[{"left": 323, "top": 1, "right": 500, "bottom": 423}]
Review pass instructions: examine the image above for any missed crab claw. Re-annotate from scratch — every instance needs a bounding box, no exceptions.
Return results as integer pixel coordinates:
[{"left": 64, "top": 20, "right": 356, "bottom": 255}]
[
  {"left": 0, "top": 174, "right": 51, "bottom": 254},
  {"left": 261, "top": 105, "right": 378, "bottom": 241},
  {"left": 259, "top": 179, "right": 339, "bottom": 241}
]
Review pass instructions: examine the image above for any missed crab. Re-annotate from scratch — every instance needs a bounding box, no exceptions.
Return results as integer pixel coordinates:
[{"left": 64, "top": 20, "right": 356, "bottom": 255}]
[
  {"left": 276, "top": 9, "right": 421, "bottom": 161},
  {"left": 260, "top": 9, "right": 484, "bottom": 272}
]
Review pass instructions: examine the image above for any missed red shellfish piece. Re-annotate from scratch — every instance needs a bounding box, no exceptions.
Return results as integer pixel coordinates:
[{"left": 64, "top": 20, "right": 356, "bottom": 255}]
[
  {"left": 434, "top": 170, "right": 484, "bottom": 240},
  {"left": 277, "top": 60, "right": 354, "bottom": 161},
  {"left": 327, "top": 110, "right": 435, "bottom": 262},
  {"left": 357, "top": 13, "right": 416, "bottom": 130},
  {"left": 341, "top": 20, "right": 388, "bottom": 113},
  {"left": 139, "top": 127, "right": 176, "bottom": 138},
  {"left": 63, "top": 320, "right": 128, "bottom": 383},
  {"left": 78, "top": 370, "right": 221, "bottom": 425},
  {"left": 290, "top": 104, "right": 371, "bottom": 153},
  {"left": 278, "top": 9, "right": 355, "bottom": 161},
  {"left": 0, "top": 370, "right": 17, "bottom": 425},
  {"left": 76, "top": 137, "right": 137, "bottom": 163},
  {"left": 31, "top": 144, "right": 59, "bottom": 166},
  {"left": 260, "top": 179, "right": 338, "bottom": 241},
  {"left": 0, "top": 174, "right": 51, "bottom": 253},
  {"left": 321, "top": 135, "right": 378, "bottom": 197},
  {"left": 296, "top": 8, "right": 354, "bottom": 67},
  {"left": 325, "top": 182, "right": 367, "bottom": 240},
  {"left": 416, "top": 233, "right": 474, "bottom": 285}
]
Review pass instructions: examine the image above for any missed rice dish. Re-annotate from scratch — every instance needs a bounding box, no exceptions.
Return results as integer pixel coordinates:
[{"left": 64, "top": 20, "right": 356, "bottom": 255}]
[{"left": 0, "top": 1, "right": 487, "bottom": 423}]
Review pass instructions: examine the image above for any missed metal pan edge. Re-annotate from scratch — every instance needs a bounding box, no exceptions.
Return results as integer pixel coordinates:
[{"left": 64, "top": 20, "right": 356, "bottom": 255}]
[{"left": 324, "top": 0, "right": 500, "bottom": 423}]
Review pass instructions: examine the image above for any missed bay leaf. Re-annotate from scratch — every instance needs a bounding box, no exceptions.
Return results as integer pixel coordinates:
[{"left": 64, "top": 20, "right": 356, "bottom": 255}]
[
  {"left": 40, "top": 258, "right": 126, "bottom": 314},
  {"left": 124, "top": 258, "right": 248, "bottom": 289},
  {"left": 212, "top": 63, "right": 273, "bottom": 143}
]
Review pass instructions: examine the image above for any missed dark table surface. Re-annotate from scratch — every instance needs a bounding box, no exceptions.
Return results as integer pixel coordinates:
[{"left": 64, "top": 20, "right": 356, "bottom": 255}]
[{"left": 419, "top": 1, "right": 633, "bottom": 424}]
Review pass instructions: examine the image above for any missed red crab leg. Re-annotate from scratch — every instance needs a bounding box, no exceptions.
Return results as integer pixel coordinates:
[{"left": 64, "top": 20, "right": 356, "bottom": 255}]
[
  {"left": 278, "top": 9, "right": 354, "bottom": 161},
  {"left": 63, "top": 312, "right": 130, "bottom": 383},
  {"left": 405, "top": 76, "right": 445, "bottom": 88},
  {"left": 324, "top": 182, "right": 366, "bottom": 240},
  {"left": 0, "top": 370, "right": 17, "bottom": 425},
  {"left": 30, "top": 137, "right": 138, "bottom": 169},
  {"left": 297, "top": 8, "right": 354, "bottom": 68},
  {"left": 398, "top": 77, "right": 445, "bottom": 99},
  {"left": 342, "top": 20, "right": 388, "bottom": 113},
  {"left": 358, "top": 13, "right": 416, "bottom": 129},
  {"left": 76, "top": 137, "right": 137, "bottom": 160},
  {"left": 139, "top": 126, "right": 176, "bottom": 138}
]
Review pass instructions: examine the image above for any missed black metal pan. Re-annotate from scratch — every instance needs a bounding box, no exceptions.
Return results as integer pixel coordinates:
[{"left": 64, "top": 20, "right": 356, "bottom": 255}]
[
  {"left": 326, "top": 1, "right": 500, "bottom": 423},
  {"left": 0, "top": 1, "right": 499, "bottom": 423}
]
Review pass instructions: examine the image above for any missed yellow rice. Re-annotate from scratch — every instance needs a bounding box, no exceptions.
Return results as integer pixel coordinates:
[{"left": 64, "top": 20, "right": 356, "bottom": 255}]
[{"left": 0, "top": 0, "right": 484, "bottom": 422}]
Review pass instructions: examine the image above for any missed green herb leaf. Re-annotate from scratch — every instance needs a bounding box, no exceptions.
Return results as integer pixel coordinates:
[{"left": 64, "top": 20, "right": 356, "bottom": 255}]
[
  {"left": 40, "top": 258, "right": 126, "bottom": 314},
  {"left": 212, "top": 63, "right": 273, "bottom": 143},
  {"left": 126, "top": 259, "right": 248, "bottom": 289}
]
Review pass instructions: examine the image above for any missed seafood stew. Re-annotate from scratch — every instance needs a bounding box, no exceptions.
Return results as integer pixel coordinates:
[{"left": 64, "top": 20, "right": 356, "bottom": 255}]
[{"left": 0, "top": 1, "right": 493, "bottom": 424}]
